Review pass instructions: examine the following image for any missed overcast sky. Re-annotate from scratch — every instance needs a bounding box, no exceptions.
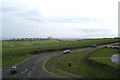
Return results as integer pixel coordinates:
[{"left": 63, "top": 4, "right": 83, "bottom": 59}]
[{"left": 2, "top": 0, "right": 119, "bottom": 39}]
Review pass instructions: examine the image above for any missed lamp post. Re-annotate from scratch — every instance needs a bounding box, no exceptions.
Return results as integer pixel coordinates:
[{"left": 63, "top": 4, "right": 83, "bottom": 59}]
[
  {"left": 38, "top": 39, "right": 40, "bottom": 52},
  {"left": 59, "top": 40, "right": 62, "bottom": 50}
]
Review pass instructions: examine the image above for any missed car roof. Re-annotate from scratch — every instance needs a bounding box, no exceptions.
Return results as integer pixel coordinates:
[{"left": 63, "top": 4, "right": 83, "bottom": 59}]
[
  {"left": 12, "top": 66, "right": 17, "bottom": 68},
  {"left": 66, "top": 50, "right": 70, "bottom": 51}
]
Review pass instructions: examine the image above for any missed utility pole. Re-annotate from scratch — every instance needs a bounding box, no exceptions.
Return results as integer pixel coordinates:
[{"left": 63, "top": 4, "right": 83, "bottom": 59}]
[
  {"left": 39, "top": 39, "right": 40, "bottom": 52},
  {"left": 59, "top": 40, "right": 62, "bottom": 50}
]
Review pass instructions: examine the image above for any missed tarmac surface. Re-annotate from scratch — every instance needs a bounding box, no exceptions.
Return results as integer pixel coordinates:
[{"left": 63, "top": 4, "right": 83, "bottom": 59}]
[{"left": 2, "top": 45, "right": 106, "bottom": 79}]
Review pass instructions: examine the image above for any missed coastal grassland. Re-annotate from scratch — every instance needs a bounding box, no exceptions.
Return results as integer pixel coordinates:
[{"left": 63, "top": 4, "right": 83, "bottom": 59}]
[
  {"left": 55, "top": 50, "right": 119, "bottom": 78},
  {"left": 2, "top": 38, "right": 118, "bottom": 67}
]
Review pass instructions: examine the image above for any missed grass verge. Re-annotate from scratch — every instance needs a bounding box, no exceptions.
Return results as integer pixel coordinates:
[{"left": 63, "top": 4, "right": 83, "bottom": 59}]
[
  {"left": 90, "top": 48, "right": 118, "bottom": 57},
  {"left": 55, "top": 50, "right": 119, "bottom": 78},
  {"left": 89, "top": 58, "right": 120, "bottom": 69},
  {"left": 88, "top": 48, "right": 120, "bottom": 69},
  {"left": 44, "top": 55, "right": 76, "bottom": 78}
]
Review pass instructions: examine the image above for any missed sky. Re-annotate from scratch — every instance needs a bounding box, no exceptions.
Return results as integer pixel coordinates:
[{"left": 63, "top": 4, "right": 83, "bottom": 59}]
[{"left": 2, "top": 0, "right": 120, "bottom": 39}]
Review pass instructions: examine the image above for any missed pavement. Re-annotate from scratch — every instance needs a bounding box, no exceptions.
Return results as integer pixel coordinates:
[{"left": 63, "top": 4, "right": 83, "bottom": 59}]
[{"left": 2, "top": 45, "right": 106, "bottom": 79}]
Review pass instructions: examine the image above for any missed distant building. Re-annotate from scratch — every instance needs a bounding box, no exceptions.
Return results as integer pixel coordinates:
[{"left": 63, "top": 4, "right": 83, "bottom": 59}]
[
  {"left": 29, "top": 38, "right": 34, "bottom": 41},
  {"left": 25, "top": 38, "right": 29, "bottom": 40},
  {"left": 48, "top": 37, "right": 55, "bottom": 40}
]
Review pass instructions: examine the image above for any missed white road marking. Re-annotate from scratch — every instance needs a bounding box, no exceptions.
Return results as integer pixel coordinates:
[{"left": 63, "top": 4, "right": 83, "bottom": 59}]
[
  {"left": 22, "top": 69, "right": 28, "bottom": 74},
  {"left": 32, "top": 66, "right": 35, "bottom": 70},
  {"left": 27, "top": 71, "right": 32, "bottom": 76},
  {"left": 25, "top": 69, "right": 28, "bottom": 72},
  {"left": 39, "top": 69, "right": 44, "bottom": 78},
  {"left": 25, "top": 57, "right": 44, "bottom": 78}
]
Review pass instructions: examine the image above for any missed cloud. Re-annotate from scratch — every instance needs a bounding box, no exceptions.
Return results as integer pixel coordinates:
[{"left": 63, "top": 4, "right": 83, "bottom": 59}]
[
  {"left": 2, "top": 0, "right": 118, "bottom": 39},
  {"left": 49, "top": 17, "right": 108, "bottom": 23},
  {"left": 79, "top": 28, "right": 111, "bottom": 33},
  {"left": 2, "top": 7, "right": 22, "bottom": 12}
]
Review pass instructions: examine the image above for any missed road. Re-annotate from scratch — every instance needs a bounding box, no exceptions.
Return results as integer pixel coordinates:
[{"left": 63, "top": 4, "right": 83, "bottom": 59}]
[{"left": 2, "top": 45, "right": 106, "bottom": 79}]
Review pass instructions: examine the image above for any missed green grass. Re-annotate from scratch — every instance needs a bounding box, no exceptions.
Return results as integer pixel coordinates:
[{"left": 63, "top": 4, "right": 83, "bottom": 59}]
[
  {"left": 3, "top": 54, "right": 33, "bottom": 67},
  {"left": 2, "top": 38, "right": 118, "bottom": 67},
  {"left": 90, "top": 48, "right": 118, "bottom": 57},
  {"left": 55, "top": 50, "right": 119, "bottom": 78},
  {"left": 89, "top": 58, "right": 120, "bottom": 69},
  {"left": 88, "top": 48, "right": 120, "bottom": 69},
  {"left": 44, "top": 55, "right": 76, "bottom": 78}
]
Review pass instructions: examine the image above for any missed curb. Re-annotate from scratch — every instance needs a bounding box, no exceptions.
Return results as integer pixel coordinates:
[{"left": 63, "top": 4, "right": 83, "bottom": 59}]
[{"left": 43, "top": 58, "right": 63, "bottom": 78}]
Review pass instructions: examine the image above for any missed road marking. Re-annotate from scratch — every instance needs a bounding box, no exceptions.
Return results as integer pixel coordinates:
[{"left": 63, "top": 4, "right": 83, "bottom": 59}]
[
  {"left": 39, "top": 69, "right": 44, "bottom": 78},
  {"left": 35, "top": 57, "right": 43, "bottom": 65},
  {"left": 25, "top": 57, "right": 44, "bottom": 78},
  {"left": 27, "top": 71, "right": 32, "bottom": 76},
  {"left": 25, "top": 69, "right": 28, "bottom": 72},
  {"left": 32, "top": 66, "right": 35, "bottom": 70},
  {"left": 22, "top": 69, "right": 28, "bottom": 74}
]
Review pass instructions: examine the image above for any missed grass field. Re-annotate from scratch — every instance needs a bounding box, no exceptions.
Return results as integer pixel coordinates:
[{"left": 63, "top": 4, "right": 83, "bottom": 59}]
[
  {"left": 89, "top": 58, "right": 120, "bottom": 69},
  {"left": 89, "top": 48, "right": 120, "bottom": 69},
  {"left": 55, "top": 50, "right": 119, "bottom": 78},
  {"left": 90, "top": 48, "right": 119, "bottom": 57},
  {"left": 2, "top": 38, "right": 118, "bottom": 67}
]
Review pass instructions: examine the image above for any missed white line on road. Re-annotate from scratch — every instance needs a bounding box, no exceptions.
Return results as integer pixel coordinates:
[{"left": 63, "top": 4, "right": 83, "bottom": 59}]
[
  {"left": 22, "top": 69, "right": 28, "bottom": 74},
  {"left": 27, "top": 71, "right": 32, "bottom": 77},
  {"left": 39, "top": 69, "right": 44, "bottom": 78},
  {"left": 25, "top": 57, "right": 44, "bottom": 78},
  {"left": 25, "top": 69, "right": 28, "bottom": 72},
  {"left": 32, "top": 66, "right": 35, "bottom": 70}
]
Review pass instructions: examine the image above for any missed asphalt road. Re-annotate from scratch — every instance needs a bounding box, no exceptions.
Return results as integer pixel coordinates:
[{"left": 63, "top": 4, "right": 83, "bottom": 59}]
[{"left": 2, "top": 45, "right": 106, "bottom": 79}]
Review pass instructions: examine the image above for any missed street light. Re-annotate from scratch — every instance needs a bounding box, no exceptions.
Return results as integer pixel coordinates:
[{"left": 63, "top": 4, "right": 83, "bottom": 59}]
[
  {"left": 38, "top": 39, "right": 40, "bottom": 52},
  {"left": 59, "top": 40, "right": 62, "bottom": 50}
]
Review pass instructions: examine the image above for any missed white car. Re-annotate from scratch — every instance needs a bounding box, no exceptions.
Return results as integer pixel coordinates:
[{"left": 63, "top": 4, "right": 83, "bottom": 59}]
[
  {"left": 63, "top": 50, "right": 71, "bottom": 54},
  {"left": 11, "top": 66, "right": 17, "bottom": 74}
]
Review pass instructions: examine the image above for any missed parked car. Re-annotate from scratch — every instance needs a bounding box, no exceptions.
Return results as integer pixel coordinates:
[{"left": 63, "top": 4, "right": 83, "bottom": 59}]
[
  {"left": 63, "top": 50, "right": 71, "bottom": 54},
  {"left": 11, "top": 66, "right": 17, "bottom": 74}
]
